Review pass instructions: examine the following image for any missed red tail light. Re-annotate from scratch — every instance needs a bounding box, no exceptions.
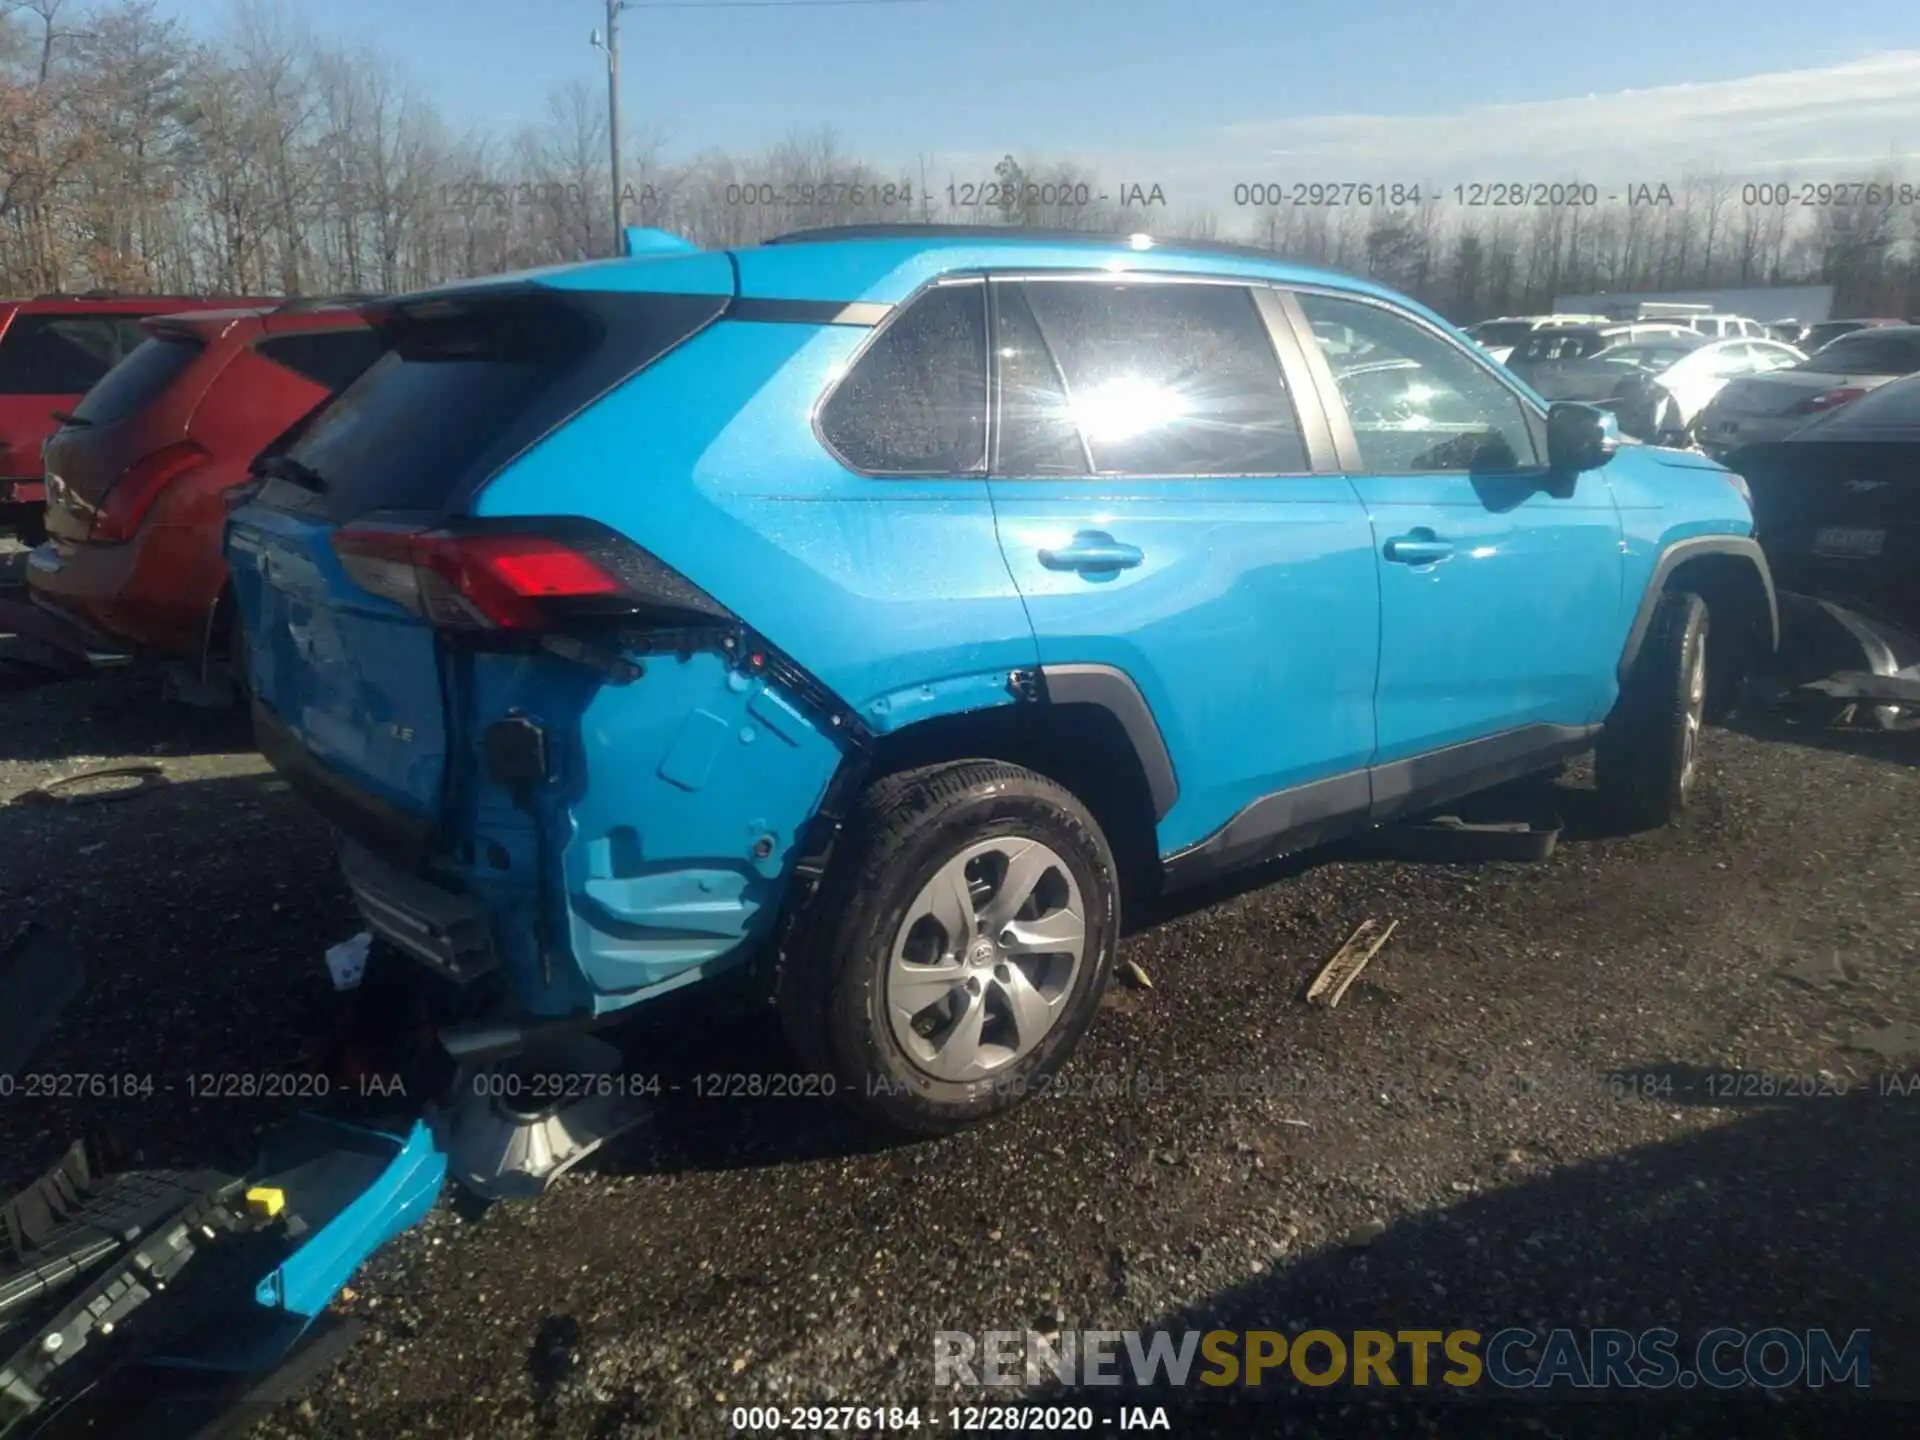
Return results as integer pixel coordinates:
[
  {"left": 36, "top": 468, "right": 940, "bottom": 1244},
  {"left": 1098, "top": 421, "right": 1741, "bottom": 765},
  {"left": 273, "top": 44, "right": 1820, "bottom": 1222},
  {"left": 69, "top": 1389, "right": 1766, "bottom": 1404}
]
[
  {"left": 329, "top": 520, "right": 732, "bottom": 633},
  {"left": 92, "top": 441, "right": 211, "bottom": 541},
  {"left": 1787, "top": 386, "right": 1866, "bottom": 417}
]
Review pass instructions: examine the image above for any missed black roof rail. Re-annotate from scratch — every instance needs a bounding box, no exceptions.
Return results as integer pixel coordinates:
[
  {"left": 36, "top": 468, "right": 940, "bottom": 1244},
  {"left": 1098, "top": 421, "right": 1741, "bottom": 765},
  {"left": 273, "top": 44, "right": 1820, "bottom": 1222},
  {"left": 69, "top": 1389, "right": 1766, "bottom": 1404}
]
[{"left": 763, "top": 223, "right": 1312, "bottom": 267}]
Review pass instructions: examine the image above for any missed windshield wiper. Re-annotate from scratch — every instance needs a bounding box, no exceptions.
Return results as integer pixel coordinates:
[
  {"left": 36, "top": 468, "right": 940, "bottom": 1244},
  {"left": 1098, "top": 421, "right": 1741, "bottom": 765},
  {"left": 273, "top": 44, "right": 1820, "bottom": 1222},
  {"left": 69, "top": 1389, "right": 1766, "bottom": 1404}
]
[
  {"left": 249, "top": 453, "right": 328, "bottom": 492},
  {"left": 49, "top": 409, "right": 91, "bottom": 428}
]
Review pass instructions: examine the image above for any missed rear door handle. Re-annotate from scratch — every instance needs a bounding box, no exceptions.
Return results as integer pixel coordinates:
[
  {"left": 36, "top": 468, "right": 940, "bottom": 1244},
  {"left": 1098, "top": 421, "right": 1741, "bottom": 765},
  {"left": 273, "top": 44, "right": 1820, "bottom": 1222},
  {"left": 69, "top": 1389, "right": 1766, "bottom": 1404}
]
[
  {"left": 1039, "top": 531, "right": 1144, "bottom": 573},
  {"left": 1383, "top": 532, "right": 1454, "bottom": 566}
]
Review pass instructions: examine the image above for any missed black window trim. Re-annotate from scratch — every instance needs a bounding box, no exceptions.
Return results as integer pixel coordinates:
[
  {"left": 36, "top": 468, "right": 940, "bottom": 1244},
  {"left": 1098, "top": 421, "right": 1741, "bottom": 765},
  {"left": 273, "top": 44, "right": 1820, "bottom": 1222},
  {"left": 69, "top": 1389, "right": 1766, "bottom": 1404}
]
[
  {"left": 808, "top": 274, "right": 991, "bottom": 479},
  {"left": 1274, "top": 284, "right": 1551, "bottom": 475}
]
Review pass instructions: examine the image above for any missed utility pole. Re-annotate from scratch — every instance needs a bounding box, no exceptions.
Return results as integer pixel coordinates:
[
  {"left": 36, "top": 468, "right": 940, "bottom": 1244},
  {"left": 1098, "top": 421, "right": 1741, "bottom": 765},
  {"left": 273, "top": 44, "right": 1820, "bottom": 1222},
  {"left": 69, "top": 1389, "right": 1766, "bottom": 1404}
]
[{"left": 590, "top": 1, "right": 629, "bottom": 255}]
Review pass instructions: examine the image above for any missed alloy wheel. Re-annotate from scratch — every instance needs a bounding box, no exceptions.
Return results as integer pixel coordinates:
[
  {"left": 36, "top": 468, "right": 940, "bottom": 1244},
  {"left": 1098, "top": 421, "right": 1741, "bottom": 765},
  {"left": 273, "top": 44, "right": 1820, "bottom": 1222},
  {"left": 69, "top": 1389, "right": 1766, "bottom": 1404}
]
[{"left": 1680, "top": 627, "right": 1707, "bottom": 792}]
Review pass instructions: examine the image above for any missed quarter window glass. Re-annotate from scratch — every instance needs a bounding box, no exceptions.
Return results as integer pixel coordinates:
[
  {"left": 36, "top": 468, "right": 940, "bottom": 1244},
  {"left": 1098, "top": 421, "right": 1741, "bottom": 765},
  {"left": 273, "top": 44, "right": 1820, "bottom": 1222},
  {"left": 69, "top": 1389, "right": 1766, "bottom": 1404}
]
[
  {"left": 818, "top": 282, "right": 987, "bottom": 475},
  {"left": 1297, "top": 293, "right": 1538, "bottom": 474},
  {"left": 1008, "top": 281, "right": 1307, "bottom": 475}
]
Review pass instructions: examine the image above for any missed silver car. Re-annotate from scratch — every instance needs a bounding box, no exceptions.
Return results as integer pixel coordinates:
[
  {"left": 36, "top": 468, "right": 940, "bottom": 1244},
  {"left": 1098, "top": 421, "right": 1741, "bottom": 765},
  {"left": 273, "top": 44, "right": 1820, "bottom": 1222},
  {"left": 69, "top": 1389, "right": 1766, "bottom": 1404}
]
[{"left": 1696, "top": 325, "right": 1920, "bottom": 456}]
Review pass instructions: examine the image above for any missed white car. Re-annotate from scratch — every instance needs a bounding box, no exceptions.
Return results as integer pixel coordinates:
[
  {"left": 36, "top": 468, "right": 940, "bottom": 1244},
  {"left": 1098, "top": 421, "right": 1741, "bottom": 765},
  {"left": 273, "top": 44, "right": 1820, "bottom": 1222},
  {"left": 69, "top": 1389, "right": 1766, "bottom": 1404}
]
[
  {"left": 1639, "top": 336, "right": 1808, "bottom": 437},
  {"left": 1517, "top": 334, "right": 1808, "bottom": 442}
]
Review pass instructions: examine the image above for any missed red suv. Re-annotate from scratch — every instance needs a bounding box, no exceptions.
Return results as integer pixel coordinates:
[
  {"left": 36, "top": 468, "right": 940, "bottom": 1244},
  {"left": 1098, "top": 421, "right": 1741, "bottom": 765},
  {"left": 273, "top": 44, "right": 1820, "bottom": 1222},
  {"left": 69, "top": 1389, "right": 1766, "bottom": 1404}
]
[
  {"left": 25, "top": 299, "right": 382, "bottom": 677},
  {"left": 0, "top": 294, "right": 275, "bottom": 543}
]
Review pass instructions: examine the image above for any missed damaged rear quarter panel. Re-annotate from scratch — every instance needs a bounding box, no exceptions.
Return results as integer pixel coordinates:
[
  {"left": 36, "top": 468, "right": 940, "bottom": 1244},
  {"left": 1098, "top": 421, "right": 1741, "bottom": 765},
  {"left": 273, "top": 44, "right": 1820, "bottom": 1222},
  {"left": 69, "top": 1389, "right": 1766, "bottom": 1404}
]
[
  {"left": 466, "top": 314, "right": 1036, "bottom": 1016},
  {"left": 452, "top": 646, "right": 846, "bottom": 1018}
]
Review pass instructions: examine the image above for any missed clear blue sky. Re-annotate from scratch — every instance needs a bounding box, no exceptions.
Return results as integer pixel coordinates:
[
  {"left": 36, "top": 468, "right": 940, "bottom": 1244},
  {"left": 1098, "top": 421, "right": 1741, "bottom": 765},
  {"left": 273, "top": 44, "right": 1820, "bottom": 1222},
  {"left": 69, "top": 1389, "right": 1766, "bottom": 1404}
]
[{"left": 146, "top": 0, "right": 1920, "bottom": 195}]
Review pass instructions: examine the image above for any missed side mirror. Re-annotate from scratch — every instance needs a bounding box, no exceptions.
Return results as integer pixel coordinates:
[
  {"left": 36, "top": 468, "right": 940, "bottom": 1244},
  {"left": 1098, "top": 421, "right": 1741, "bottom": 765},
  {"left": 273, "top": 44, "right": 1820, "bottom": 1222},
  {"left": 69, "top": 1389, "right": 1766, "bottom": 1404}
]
[{"left": 1546, "top": 401, "right": 1620, "bottom": 475}]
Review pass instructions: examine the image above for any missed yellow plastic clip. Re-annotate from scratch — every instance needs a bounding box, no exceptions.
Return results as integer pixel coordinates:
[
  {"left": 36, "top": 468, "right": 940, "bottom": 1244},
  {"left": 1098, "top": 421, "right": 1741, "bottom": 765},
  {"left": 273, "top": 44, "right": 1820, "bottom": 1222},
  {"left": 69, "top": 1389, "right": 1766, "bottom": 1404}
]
[{"left": 245, "top": 1186, "right": 286, "bottom": 1219}]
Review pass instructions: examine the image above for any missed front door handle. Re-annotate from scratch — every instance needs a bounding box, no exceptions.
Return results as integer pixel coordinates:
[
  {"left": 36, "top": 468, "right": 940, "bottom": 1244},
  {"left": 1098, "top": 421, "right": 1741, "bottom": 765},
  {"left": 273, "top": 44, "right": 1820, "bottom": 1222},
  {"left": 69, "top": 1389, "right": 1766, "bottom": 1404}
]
[
  {"left": 1039, "top": 531, "right": 1144, "bottom": 573},
  {"left": 1383, "top": 531, "right": 1454, "bottom": 566}
]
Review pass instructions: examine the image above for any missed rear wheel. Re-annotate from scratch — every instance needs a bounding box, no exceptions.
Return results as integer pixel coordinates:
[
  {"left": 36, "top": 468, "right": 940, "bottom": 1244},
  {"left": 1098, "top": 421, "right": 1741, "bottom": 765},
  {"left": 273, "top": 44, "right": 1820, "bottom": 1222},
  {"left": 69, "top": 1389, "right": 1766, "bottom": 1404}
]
[
  {"left": 1595, "top": 589, "right": 1710, "bottom": 828},
  {"left": 779, "top": 761, "right": 1119, "bottom": 1135},
  {"left": 12, "top": 510, "right": 46, "bottom": 547}
]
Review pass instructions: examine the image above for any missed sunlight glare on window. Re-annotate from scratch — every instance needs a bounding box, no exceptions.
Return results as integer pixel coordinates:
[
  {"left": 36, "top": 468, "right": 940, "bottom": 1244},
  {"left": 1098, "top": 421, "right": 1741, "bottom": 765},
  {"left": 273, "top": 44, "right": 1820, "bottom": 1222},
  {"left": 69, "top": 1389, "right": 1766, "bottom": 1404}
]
[{"left": 1071, "top": 375, "right": 1185, "bottom": 443}]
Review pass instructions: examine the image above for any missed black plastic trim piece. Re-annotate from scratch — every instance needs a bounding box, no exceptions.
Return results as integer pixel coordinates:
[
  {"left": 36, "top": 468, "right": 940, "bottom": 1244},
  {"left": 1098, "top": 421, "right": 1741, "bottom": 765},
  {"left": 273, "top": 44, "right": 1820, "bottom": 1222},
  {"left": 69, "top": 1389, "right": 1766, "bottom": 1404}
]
[
  {"left": 1160, "top": 723, "right": 1601, "bottom": 893},
  {"left": 1036, "top": 664, "right": 1179, "bottom": 821},
  {"left": 1618, "top": 535, "right": 1779, "bottom": 682},
  {"left": 1366, "top": 723, "right": 1599, "bottom": 825},
  {"left": 1161, "top": 769, "right": 1369, "bottom": 890}
]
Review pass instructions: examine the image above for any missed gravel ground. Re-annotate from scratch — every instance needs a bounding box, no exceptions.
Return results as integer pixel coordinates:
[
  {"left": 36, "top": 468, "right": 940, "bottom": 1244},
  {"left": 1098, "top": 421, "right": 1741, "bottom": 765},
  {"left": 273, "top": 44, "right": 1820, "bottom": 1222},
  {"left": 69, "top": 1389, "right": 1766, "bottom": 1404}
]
[{"left": 3, "top": 538, "right": 1917, "bottom": 1437}]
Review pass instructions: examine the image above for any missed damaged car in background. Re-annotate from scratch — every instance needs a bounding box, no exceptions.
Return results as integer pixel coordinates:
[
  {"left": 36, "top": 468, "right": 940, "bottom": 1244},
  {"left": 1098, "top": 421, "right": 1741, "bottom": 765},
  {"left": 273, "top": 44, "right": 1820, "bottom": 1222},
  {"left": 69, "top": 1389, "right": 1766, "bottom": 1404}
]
[{"left": 1725, "top": 370, "right": 1920, "bottom": 728}]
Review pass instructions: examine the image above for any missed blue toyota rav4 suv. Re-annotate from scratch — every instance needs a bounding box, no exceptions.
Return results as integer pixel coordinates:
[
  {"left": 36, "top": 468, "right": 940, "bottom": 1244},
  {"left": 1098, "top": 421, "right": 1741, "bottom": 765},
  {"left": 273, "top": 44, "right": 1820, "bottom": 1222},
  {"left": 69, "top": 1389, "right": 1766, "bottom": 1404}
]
[{"left": 226, "top": 225, "right": 1777, "bottom": 1136}]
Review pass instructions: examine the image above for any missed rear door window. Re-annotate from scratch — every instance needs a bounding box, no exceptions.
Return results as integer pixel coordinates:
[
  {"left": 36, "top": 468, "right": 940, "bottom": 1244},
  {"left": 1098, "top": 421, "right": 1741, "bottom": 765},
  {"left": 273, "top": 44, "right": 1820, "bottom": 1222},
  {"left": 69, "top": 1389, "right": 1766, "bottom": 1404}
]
[
  {"left": 0, "top": 315, "right": 154, "bottom": 395},
  {"left": 69, "top": 334, "right": 205, "bottom": 424},
  {"left": 995, "top": 279, "right": 1308, "bottom": 476},
  {"left": 817, "top": 281, "right": 987, "bottom": 476},
  {"left": 257, "top": 329, "right": 387, "bottom": 392}
]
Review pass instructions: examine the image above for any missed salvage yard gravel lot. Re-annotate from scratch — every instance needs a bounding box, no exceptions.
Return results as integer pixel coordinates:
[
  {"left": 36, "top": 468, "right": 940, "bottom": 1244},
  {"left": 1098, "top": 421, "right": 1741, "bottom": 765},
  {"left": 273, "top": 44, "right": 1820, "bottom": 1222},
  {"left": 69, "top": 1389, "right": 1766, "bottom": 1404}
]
[{"left": 3, "top": 539, "right": 1916, "bottom": 1437}]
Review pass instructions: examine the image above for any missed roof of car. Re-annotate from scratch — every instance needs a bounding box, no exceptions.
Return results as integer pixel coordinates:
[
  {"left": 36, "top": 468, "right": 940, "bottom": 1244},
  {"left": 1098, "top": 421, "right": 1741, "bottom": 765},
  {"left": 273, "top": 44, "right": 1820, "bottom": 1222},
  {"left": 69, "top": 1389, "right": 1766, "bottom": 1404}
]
[{"left": 419, "top": 224, "right": 1440, "bottom": 323}]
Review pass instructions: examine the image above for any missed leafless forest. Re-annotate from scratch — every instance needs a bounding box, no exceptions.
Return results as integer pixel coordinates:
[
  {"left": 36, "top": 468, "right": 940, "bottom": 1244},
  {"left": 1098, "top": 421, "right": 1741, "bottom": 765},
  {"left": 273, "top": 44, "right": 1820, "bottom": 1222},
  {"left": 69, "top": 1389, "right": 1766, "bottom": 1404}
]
[{"left": 4, "top": 0, "right": 1918, "bottom": 319}]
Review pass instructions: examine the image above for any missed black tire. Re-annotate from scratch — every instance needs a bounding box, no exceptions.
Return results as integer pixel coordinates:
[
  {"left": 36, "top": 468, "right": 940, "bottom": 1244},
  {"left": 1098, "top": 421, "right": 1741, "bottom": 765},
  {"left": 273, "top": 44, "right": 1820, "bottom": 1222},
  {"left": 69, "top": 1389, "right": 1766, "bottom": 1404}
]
[
  {"left": 12, "top": 510, "right": 46, "bottom": 548},
  {"left": 778, "top": 760, "right": 1120, "bottom": 1136},
  {"left": 1595, "top": 589, "right": 1710, "bottom": 829}
]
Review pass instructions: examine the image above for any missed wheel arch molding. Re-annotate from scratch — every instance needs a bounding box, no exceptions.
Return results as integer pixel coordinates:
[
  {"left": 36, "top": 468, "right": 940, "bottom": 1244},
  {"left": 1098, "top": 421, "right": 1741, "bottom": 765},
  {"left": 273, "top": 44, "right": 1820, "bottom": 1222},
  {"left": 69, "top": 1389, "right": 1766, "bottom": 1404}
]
[
  {"left": 1032, "top": 663, "right": 1178, "bottom": 822},
  {"left": 1620, "top": 534, "right": 1779, "bottom": 683}
]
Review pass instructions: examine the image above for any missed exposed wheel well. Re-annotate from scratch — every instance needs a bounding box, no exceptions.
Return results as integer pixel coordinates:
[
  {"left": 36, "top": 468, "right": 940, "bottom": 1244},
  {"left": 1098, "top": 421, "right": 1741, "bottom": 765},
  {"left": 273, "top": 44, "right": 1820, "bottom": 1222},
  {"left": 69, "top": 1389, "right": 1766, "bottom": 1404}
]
[
  {"left": 1661, "top": 552, "right": 1772, "bottom": 721},
  {"left": 861, "top": 703, "right": 1163, "bottom": 922}
]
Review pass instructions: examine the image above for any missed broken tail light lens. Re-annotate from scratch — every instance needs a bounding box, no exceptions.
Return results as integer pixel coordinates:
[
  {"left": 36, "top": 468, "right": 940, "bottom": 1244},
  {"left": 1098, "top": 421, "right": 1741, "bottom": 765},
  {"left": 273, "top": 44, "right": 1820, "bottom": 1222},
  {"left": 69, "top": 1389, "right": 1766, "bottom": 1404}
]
[
  {"left": 329, "top": 519, "right": 734, "bottom": 633},
  {"left": 92, "top": 440, "right": 212, "bottom": 542},
  {"left": 1787, "top": 387, "right": 1866, "bottom": 417}
]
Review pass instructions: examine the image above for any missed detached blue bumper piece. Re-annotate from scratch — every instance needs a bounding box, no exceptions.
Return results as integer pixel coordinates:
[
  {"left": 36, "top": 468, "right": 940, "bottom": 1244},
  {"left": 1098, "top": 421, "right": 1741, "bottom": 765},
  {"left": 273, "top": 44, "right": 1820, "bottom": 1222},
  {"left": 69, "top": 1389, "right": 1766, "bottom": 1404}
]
[{"left": 252, "top": 1114, "right": 447, "bottom": 1321}]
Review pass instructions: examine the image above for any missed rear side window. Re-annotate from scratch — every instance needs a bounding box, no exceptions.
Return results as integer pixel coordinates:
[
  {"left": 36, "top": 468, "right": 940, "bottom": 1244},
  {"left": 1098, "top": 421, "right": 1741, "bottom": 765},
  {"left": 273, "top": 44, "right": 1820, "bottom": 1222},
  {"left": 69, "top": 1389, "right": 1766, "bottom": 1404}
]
[
  {"left": 274, "top": 288, "right": 729, "bottom": 521},
  {"left": 999, "top": 279, "right": 1307, "bottom": 476},
  {"left": 0, "top": 315, "right": 153, "bottom": 395},
  {"left": 69, "top": 335, "right": 204, "bottom": 424},
  {"left": 817, "top": 282, "right": 987, "bottom": 476},
  {"left": 257, "top": 329, "right": 386, "bottom": 392}
]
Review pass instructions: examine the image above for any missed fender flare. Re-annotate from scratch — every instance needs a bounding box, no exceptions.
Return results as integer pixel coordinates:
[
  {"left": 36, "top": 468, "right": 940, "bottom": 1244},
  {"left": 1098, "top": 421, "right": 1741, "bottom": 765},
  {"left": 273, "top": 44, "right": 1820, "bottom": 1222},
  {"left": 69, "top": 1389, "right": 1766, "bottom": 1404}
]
[
  {"left": 1036, "top": 663, "right": 1179, "bottom": 821},
  {"left": 1618, "top": 535, "right": 1779, "bottom": 682}
]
